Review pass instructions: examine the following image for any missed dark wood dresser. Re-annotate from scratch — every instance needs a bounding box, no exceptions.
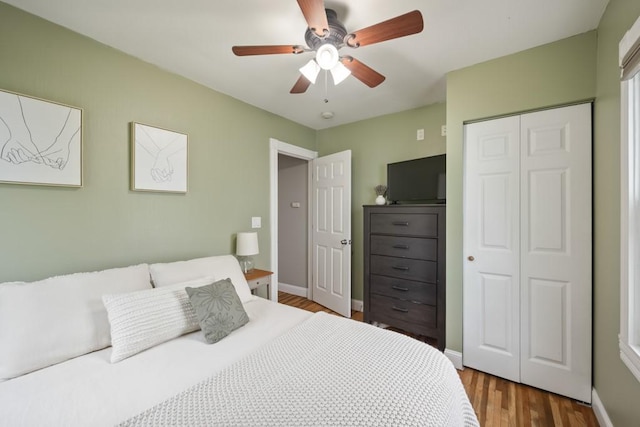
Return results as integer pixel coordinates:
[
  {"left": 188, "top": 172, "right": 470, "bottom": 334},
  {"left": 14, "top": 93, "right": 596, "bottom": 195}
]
[{"left": 363, "top": 204, "right": 446, "bottom": 351}]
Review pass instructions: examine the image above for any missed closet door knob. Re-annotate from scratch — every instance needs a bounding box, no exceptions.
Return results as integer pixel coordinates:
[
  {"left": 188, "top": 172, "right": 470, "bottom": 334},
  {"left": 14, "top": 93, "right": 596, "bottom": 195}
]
[{"left": 468, "top": 256, "right": 475, "bottom": 261}]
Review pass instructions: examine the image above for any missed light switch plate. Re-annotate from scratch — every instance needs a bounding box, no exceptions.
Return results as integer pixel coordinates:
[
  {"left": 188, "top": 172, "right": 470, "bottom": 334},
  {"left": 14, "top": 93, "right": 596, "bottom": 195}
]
[{"left": 251, "top": 217, "right": 261, "bottom": 228}]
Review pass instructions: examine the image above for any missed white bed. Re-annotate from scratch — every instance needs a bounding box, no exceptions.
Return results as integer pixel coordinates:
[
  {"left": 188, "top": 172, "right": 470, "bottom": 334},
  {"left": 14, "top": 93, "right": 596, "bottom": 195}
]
[{"left": 0, "top": 255, "right": 479, "bottom": 426}]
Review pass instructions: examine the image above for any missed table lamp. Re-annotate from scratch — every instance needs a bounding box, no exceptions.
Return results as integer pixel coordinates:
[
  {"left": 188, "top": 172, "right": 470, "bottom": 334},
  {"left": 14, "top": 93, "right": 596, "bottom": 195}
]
[{"left": 236, "top": 232, "right": 259, "bottom": 273}]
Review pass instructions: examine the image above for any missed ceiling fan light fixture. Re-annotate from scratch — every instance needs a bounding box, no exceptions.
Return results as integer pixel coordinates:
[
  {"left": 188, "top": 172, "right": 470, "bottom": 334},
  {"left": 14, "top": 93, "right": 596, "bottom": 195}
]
[
  {"left": 330, "top": 61, "right": 351, "bottom": 85},
  {"left": 316, "top": 44, "right": 339, "bottom": 70},
  {"left": 234, "top": 6, "right": 424, "bottom": 96},
  {"left": 299, "top": 59, "right": 321, "bottom": 84}
]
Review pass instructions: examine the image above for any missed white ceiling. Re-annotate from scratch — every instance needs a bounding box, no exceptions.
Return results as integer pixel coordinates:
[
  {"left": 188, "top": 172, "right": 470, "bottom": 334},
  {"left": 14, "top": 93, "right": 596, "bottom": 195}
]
[{"left": 5, "top": 0, "right": 609, "bottom": 130}]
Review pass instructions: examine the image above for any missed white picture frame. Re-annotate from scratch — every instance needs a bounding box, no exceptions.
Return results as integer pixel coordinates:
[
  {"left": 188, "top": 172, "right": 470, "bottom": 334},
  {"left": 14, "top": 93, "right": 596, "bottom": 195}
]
[
  {"left": 131, "top": 122, "right": 188, "bottom": 193},
  {"left": 0, "top": 88, "right": 82, "bottom": 187}
]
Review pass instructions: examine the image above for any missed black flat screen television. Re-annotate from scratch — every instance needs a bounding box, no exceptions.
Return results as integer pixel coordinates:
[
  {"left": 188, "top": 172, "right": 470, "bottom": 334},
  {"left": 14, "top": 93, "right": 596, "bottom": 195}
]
[{"left": 387, "top": 154, "right": 446, "bottom": 204}]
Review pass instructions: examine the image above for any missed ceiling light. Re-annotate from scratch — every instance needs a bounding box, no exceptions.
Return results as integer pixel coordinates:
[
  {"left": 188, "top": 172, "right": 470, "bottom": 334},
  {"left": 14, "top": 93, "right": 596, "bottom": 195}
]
[
  {"left": 321, "top": 111, "right": 334, "bottom": 119},
  {"left": 330, "top": 61, "right": 351, "bottom": 85},
  {"left": 299, "top": 59, "right": 321, "bottom": 84},
  {"left": 316, "top": 44, "right": 339, "bottom": 70}
]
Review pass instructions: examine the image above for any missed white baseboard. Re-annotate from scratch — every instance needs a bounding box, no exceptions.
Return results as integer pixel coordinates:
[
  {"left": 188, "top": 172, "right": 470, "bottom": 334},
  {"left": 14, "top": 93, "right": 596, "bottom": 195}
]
[
  {"left": 278, "top": 282, "right": 307, "bottom": 297},
  {"left": 591, "top": 388, "right": 613, "bottom": 427},
  {"left": 351, "top": 299, "right": 363, "bottom": 312},
  {"left": 445, "top": 349, "right": 463, "bottom": 370}
]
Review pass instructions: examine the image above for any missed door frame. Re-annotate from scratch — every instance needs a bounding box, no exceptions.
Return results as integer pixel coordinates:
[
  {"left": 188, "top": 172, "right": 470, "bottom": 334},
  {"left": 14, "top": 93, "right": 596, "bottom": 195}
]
[{"left": 269, "top": 138, "right": 317, "bottom": 301}]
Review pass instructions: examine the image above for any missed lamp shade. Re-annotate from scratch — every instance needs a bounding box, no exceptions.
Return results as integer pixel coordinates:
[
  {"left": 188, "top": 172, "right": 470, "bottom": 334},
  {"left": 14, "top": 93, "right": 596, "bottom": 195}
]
[
  {"left": 299, "top": 59, "right": 321, "bottom": 84},
  {"left": 236, "top": 232, "right": 259, "bottom": 256},
  {"left": 330, "top": 61, "right": 351, "bottom": 85}
]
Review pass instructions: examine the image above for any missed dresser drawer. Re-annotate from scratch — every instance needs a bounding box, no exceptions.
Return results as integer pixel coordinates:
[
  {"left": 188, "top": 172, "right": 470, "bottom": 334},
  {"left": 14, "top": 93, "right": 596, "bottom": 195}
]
[
  {"left": 370, "top": 294, "right": 437, "bottom": 330},
  {"left": 370, "top": 275, "right": 437, "bottom": 305},
  {"left": 370, "top": 213, "right": 438, "bottom": 237},
  {"left": 370, "top": 235, "right": 437, "bottom": 260},
  {"left": 370, "top": 255, "right": 436, "bottom": 283}
]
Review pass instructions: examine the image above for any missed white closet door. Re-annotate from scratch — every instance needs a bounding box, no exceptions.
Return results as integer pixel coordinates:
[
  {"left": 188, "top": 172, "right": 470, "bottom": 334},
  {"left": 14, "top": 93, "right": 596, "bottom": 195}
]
[
  {"left": 463, "top": 116, "right": 521, "bottom": 382},
  {"left": 463, "top": 103, "right": 592, "bottom": 403},
  {"left": 519, "top": 104, "right": 592, "bottom": 403}
]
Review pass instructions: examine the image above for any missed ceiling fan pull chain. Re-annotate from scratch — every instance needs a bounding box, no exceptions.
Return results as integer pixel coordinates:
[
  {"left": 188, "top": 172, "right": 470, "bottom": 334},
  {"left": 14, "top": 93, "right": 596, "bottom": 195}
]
[{"left": 324, "top": 71, "right": 329, "bottom": 103}]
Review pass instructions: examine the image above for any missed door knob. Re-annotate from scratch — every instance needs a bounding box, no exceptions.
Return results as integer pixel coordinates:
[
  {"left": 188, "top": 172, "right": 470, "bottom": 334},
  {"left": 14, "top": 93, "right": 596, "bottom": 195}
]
[{"left": 468, "top": 256, "right": 475, "bottom": 261}]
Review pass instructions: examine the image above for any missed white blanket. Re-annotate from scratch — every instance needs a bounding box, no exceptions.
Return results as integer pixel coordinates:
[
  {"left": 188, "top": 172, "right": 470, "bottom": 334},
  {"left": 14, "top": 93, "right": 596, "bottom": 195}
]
[{"left": 121, "top": 311, "right": 479, "bottom": 427}]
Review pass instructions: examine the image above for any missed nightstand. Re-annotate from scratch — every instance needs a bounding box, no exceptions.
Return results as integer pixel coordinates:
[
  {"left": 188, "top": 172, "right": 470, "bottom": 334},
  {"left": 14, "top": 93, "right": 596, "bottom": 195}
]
[{"left": 244, "top": 269, "right": 273, "bottom": 299}]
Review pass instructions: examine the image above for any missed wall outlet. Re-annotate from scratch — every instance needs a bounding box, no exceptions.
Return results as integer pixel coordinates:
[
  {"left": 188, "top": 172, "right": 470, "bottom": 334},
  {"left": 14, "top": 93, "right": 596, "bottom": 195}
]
[
  {"left": 251, "top": 217, "right": 261, "bottom": 228},
  {"left": 417, "top": 128, "right": 425, "bottom": 141},
  {"left": 441, "top": 125, "right": 447, "bottom": 137}
]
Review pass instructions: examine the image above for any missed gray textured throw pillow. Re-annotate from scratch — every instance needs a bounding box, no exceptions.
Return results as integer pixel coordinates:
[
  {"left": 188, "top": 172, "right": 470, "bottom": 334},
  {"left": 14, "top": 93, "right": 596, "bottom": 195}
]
[{"left": 185, "top": 278, "right": 249, "bottom": 344}]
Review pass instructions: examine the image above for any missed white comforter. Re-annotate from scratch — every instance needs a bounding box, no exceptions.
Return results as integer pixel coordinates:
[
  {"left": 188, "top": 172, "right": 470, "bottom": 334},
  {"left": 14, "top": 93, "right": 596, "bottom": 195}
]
[
  {"left": 0, "top": 298, "right": 478, "bottom": 426},
  {"left": 122, "top": 311, "right": 478, "bottom": 427}
]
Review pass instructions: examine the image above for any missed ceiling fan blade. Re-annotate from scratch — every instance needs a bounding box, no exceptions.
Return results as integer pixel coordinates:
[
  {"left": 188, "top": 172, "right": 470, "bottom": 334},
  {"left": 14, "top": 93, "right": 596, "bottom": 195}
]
[
  {"left": 345, "top": 10, "right": 423, "bottom": 48},
  {"left": 290, "top": 75, "right": 312, "bottom": 94},
  {"left": 340, "top": 57, "right": 386, "bottom": 88},
  {"left": 232, "top": 45, "right": 305, "bottom": 56},
  {"left": 297, "top": 0, "right": 329, "bottom": 38}
]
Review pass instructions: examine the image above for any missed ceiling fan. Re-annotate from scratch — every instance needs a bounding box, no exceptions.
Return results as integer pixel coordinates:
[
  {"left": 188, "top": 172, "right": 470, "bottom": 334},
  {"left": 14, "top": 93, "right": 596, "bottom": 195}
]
[{"left": 231, "top": 0, "right": 424, "bottom": 94}]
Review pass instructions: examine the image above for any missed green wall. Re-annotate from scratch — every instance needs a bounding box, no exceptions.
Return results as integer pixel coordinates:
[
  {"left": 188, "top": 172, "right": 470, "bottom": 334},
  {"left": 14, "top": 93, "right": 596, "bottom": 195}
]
[
  {"left": 445, "top": 30, "right": 597, "bottom": 351},
  {"left": 593, "top": 0, "right": 640, "bottom": 425},
  {"left": 316, "top": 103, "right": 447, "bottom": 300},
  {"left": 0, "top": 2, "right": 315, "bottom": 282}
]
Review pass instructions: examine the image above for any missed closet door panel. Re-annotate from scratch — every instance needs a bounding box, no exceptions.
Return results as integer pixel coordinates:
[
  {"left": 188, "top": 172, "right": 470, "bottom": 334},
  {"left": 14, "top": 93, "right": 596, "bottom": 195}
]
[
  {"left": 479, "top": 273, "right": 516, "bottom": 352},
  {"left": 520, "top": 103, "right": 592, "bottom": 403},
  {"left": 528, "top": 277, "right": 569, "bottom": 364},
  {"left": 463, "top": 116, "right": 521, "bottom": 382},
  {"left": 528, "top": 169, "right": 568, "bottom": 253}
]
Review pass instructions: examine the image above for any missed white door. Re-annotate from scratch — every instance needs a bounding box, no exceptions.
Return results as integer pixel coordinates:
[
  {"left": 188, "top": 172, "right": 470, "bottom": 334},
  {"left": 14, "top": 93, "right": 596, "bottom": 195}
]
[
  {"left": 311, "top": 150, "right": 352, "bottom": 318},
  {"left": 519, "top": 104, "right": 592, "bottom": 403},
  {"left": 463, "top": 104, "right": 592, "bottom": 403},
  {"left": 463, "top": 116, "right": 521, "bottom": 382}
]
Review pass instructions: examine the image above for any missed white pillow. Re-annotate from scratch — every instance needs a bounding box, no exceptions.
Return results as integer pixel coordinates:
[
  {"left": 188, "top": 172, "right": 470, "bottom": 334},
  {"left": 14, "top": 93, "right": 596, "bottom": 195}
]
[
  {"left": 103, "top": 277, "right": 214, "bottom": 363},
  {"left": 0, "top": 264, "right": 151, "bottom": 381},
  {"left": 149, "top": 255, "right": 252, "bottom": 303}
]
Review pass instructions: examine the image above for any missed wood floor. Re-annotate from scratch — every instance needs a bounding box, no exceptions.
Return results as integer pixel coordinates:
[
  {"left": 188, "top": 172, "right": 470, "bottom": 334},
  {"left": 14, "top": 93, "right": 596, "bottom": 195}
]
[
  {"left": 277, "top": 291, "right": 365, "bottom": 321},
  {"left": 277, "top": 292, "right": 599, "bottom": 427}
]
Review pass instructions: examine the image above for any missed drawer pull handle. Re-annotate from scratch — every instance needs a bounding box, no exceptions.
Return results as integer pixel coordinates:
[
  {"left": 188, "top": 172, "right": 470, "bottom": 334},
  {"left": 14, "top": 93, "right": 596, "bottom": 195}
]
[
  {"left": 392, "top": 266, "right": 409, "bottom": 271},
  {"left": 392, "top": 244, "right": 410, "bottom": 249},
  {"left": 392, "top": 285, "right": 409, "bottom": 292},
  {"left": 392, "top": 306, "right": 409, "bottom": 313},
  {"left": 392, "top": 221, "right": 410, "bottom": 226}
]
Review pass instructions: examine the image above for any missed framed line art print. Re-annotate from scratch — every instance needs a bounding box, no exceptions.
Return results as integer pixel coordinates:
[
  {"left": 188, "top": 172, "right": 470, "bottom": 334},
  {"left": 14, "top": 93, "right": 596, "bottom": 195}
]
[
  {"left": 0, "top": 88, "right": 82, "bottom": 187},
  {"left": 131, "top": 122, "right": 188, "bottom": 193}
]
